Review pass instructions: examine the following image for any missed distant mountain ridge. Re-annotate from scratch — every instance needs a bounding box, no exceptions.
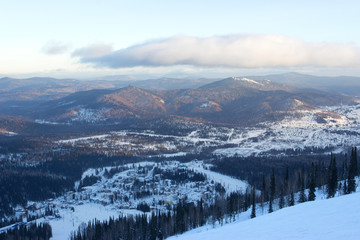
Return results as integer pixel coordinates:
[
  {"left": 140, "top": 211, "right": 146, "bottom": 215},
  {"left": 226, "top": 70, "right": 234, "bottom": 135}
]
[
  {"left": 2, "top": 72, "right": 360, "bottom": 104},
  {"left": 25, "top": 76, "right": 359, "bottom": 126},
  {"left": 247, "top": 72, "right": 360, "bottom": 97},
  {"left": 0, "top": 76, "right": 219, "bottom": 103}
]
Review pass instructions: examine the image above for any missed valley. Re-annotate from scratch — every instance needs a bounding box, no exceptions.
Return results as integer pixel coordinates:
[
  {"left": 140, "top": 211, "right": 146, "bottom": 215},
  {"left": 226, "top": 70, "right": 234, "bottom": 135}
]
[
  {"left": 1, "top": 74, "right": 360, "bottom": 239},
  {"left": 51, "top": 102, "right": 360, "bottom": 158}
]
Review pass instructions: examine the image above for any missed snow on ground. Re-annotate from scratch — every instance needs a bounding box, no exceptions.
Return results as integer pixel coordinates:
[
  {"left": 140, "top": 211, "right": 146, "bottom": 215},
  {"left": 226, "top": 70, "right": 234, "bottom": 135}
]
[
  {"left": 48, "top": 203, "right": 119, "bottom": 240},
  {"left": 58, "top": 134, "right": 110, "bottom": 144},
  {"left": 0, "top": 129, "right": 18, "bottom": 136},
  {"left": 232, "top": 77, "right": 264, "bottom": 86},
  {"left": 35, "top": 119, "right": 64, "bottom": 125},
  {"left": 214, "top": 104, "right": 360, "bottom": 157},
  {"left": 168, "top": 191, "right": 360, "bottom": 240},
  {"left": 186, "top": 161, "right": 248, "bottom": 193},
  {"left": 156, "top": 152, "right": 188, "bottom": 158},
  {"left": 56, "top": 104, "right": 360, "bottom": 158},
  {"left": 41, "top": 160, "right": 249, "bottom": 239},
  {"left": 71, "top": 108, "right": 108, "bottom": 123}
]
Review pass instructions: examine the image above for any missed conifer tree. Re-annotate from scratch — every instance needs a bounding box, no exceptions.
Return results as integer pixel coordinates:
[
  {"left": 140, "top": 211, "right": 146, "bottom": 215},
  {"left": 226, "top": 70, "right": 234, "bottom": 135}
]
[
  {"left": 348, "top": 147, "right": 357, "bottom": 193},
  {"left": 279, "top": 185, "right": 285, "bottom": 209},
  {"left": 289, "top": 192, "right": 295, "bottom": 206},
  {"left": 261, "top": 175, "right": 267, "bottom": 202},
  {"left": 342, "top": 157, "right": 348, "bottom": 194},
  {"left": 270, "top": 169, "right": 276, "bottom": 199},
  {"left": 355, "top": 147, "right": 358, "bottom": 175},
  {"left": 284, "top": 165, "right": 289, "bottom": 195},
  {"left": 261, "top": 175, "right": 266, "bottom": 213},
  {"left": 308, "top": 162, "right": 316, "bottom": 201},
  {"left": 298, "top": 168, "right": 307, "bottom": 203},
  {"left": 268, "top": 198, "right": 273, "bottom": 213},
  {"left": 327, "top": 155, "right": 338, "bottom": 198},
  {"left": 268, "top": 169, "right": 276, "bottom": 213},
  {"left": 251, "top": 186, "right": 256, "bottom": 218}
]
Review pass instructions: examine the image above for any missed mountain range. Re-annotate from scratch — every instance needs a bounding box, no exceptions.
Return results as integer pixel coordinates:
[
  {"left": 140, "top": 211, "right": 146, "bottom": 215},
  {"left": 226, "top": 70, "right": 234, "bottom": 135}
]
[{"left": 1, "top": 75, "right": 358, "bottom": 128}]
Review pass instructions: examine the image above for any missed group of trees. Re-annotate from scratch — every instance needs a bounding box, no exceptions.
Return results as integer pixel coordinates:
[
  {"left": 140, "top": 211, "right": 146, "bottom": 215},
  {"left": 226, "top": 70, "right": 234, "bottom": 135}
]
[
  {"left": 152, "top": 167, "right": 207, "bottom": 184},
  {"left": 0, "top": 223, "right": 52, "bottom": 240},
  {"left": 0, "top": 151, "right": 144, "bottom": 217},
  {"left": 0, "top": 169, "right": 72, "bottom": 217},
  {"left": 213, "top": 148, "right": 359, "bottom": 210},
  {"left": 71, "top": 191, "right": 257, "bottom": 240},
  {"left": 260, "top": 148, "right": 359, "bottom": 214}
]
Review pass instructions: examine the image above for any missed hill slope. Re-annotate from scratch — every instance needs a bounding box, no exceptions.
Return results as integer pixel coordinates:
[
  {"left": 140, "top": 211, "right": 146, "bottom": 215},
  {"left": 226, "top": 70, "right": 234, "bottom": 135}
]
[
  {"left": 248, "top": 72, "right": 360, "bottom": 97},
  {"left": 27, "top": 77, "right": 359, "bottom": 126},
  {"left": 168, "top": 192, "right": 360, "bottom": 240}
]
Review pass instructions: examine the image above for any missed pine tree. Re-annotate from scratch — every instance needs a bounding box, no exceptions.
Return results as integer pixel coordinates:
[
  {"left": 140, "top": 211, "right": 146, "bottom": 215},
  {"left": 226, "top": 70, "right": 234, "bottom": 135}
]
[
  {"left": 250, "top": 186, "right": 256, "bottom": 218},
  {"left": 289, "top": 192, "right": 295, "bottom": 206},
  {"left": 268, "top": 169, "right": 276, "bottom": 213},
  {"left": 348, "top": 147, "right": 358, "bottom": 193},
  {"left": 308, "top": 162, "right": 316, "bottom": 201},
  {"left": 270, "top": 169, "right": 276, "bottom": 199},
  {"left": 327, "top": 155, "right": 338, "bottom": 198},
  {"left": 298, "top": 168, "right": 307, "bottom": 203},
  {"left": 268, "top": 198, "right": 273, "bottom": 213},
  {"left": 279, "top": 185, "right": 285, "bottom": 209},
  {"left": 261, "top": 175, "right": 266, "bottom": 213},
  {"left": 342, "top": 157, "right": 348, "bottom": 194},
  {"left": 355, "top": 147, "right": 358, "bottom": 175},
  {"left": 261, "top": 175, "right": 267, "bottom": 202},
  {"left": 199, "top": 198, "right": 204, "bottom": 226},
  {"left": 284, "top": 165, "right": 289, "bottom": 195}
]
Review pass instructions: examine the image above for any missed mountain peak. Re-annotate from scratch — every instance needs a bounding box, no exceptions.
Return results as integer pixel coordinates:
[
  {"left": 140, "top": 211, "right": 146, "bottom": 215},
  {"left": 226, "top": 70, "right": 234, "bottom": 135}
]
[
  {"left": 231, "top": 77, "right": 263, "bottom": 85},
  {"left": 200, "top": 76, "right": 269, "bottom": 89}
]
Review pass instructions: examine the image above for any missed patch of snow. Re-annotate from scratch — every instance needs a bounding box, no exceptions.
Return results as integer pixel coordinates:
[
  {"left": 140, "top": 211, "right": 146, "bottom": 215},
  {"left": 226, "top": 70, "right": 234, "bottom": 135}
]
[
  {"left": 49, "top": 203, "right": 119, "bottom": 240},
  {"left": 200, "top": 103, "right": 210, "bottom": 108},
  {"left": 186, "top": 161, "right": 248, "bottom": 193},
  {"left": 35, "top": 120, "right": 64, "bottom": 125},
  {"left": 57, "top": 100, "right": 75, "bottom": 106},
  {"left": 71, "top": 108, "right": 108, "bottom": 123},
  {"left": 58, "top": 134, "right": 110, "bottom": 144},
  {"left": 232, "top": 77, "right": 263, "bottom": 86},
  {"left": 0, "top": 129, "right": 18, "bottom": 136},
  {"left": 157, "top": 152, "right": 188, "bottom": 158}
]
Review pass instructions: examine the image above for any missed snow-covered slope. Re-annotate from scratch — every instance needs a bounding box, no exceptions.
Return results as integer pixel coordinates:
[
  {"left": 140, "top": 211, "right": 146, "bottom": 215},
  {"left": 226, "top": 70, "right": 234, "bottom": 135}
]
[{"left": 168, "top": 192, "right": 360, "bottom": 240}]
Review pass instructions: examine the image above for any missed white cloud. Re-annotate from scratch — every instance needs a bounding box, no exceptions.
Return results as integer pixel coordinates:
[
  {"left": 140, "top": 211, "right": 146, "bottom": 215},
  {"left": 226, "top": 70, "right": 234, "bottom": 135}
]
[
  {"left": 72, "top": 43, "right": 113, "bottom": 58},
  {"left": 75, "top": 34, "right": 360, "bottom": 69},
  {"left": 41, "top": 41, "right": 70, "bottom": 55}
]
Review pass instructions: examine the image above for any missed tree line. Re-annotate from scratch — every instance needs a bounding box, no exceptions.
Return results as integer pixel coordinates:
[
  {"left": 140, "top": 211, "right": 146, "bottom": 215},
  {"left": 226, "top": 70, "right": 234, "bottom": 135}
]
[
  {"left": 0, "top": 223, "right": 52, "bottom": 240},
  {"left": 260, "top": 147, "right": 358, "bottom": 213}
]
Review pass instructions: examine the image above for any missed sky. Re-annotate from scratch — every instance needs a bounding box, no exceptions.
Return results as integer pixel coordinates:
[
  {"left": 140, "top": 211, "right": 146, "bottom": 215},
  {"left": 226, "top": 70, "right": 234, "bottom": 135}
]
[{"left": 1, "top": 0, "right": 360, "bottom": 79}]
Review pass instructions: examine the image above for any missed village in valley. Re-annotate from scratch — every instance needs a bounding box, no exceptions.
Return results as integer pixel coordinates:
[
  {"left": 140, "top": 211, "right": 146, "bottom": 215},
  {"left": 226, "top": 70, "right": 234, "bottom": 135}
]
[{"left": 1, "top": 160, "right": 248, "bottom": 238}]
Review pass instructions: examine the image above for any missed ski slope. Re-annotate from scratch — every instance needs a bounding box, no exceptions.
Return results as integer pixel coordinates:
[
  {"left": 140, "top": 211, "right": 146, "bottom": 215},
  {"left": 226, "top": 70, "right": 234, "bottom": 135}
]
[{"left": 168, "top": 192, "right": 360, "bottom": 240}]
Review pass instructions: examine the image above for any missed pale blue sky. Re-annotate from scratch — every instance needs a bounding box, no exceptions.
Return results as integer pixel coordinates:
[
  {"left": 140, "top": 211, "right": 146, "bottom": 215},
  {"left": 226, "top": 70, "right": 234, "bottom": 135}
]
[{"left": 1, "top": 0, "right": 359, "bottom": 78}]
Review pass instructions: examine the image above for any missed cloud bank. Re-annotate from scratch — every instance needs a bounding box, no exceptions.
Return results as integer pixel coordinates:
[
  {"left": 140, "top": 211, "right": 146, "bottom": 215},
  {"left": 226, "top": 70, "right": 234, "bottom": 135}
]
[
  {"left": 41, "top": 41, "right": 70, "bottom": 55},
  {"left": 72, "top": 43, "right": 114, "bottom": 58},
  {"left": 75, "top": 34, "right": 360, "bottom": 69}
]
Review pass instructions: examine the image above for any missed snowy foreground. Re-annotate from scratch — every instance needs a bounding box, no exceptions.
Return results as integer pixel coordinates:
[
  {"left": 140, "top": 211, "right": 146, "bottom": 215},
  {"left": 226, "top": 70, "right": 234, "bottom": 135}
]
[{"left": 168, "top": 192, "right": 360, "bottom": 240}]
